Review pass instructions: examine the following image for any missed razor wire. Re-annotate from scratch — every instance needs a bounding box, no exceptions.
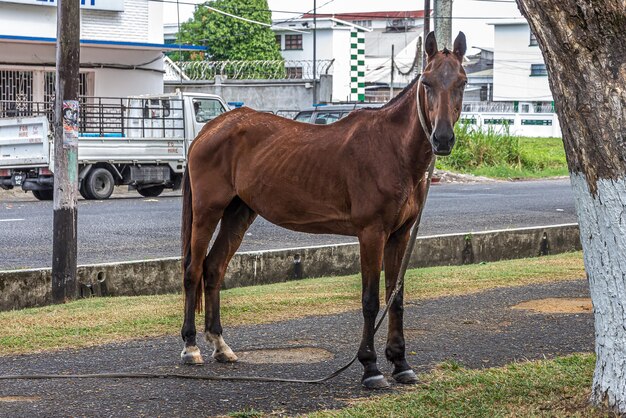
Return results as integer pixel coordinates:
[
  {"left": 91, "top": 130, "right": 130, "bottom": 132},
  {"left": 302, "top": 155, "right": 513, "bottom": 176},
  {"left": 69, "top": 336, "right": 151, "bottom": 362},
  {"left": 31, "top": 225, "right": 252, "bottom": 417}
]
[{"left": 170, "top": 59, "right": 334, "bottom": 81}]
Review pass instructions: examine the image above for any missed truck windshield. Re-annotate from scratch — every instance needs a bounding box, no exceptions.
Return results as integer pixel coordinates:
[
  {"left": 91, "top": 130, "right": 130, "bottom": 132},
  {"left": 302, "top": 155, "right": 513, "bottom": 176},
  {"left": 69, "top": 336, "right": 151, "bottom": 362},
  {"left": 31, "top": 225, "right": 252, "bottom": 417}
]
[{"left": 193, "top": 99, "right": 226, "bottom": 123}]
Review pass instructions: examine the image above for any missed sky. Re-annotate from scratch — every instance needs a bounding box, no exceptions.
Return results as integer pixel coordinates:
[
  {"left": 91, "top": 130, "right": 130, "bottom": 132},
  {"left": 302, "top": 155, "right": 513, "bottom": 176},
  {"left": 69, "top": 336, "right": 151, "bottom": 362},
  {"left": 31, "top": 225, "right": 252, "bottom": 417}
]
[{"left": 163, "top": 0, "right": 525, "bottom": 51}]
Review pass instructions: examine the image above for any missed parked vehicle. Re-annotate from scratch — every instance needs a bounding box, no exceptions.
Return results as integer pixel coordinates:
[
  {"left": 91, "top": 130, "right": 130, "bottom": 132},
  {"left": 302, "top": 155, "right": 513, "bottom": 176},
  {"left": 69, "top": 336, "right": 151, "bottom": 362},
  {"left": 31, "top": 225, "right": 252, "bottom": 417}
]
[
  {"left": 0, "top": 92, "right": 229, "bottom": 200},
  {"left": 293, "top": 103, "right": 384, "bottom": 125}
]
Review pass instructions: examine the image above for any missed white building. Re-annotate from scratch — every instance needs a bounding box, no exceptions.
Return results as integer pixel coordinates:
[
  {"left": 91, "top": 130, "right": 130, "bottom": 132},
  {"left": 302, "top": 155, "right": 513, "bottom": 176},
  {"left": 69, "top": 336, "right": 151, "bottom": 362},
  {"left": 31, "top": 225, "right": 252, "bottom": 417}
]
[
  {"left": 273, "top": 17, "right": 368, "bottom": 103},
  {"left": 490, "top": 19, "right": 554, "bottom": 111},
  {"left": 273, "top": 11, "right": 425, "bottom": 102},
  {"left": 0, "top": 0, "right": 200, "bottom": 104}
]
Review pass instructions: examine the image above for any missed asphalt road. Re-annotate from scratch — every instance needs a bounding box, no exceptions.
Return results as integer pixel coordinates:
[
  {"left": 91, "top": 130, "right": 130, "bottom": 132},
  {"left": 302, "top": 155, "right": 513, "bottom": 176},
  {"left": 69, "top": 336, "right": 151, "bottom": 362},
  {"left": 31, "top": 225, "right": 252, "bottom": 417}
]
[{"left": 0, "top": 179, "right": 578, "bottom": 270}]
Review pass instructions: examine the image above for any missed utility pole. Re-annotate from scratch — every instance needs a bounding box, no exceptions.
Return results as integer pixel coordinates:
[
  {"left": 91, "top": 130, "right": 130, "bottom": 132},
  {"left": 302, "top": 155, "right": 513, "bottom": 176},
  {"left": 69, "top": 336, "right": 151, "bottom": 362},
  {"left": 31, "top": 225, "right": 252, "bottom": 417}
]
[
  {"left": 52, "top": 0, "right": 80, "bottom": 303},
  {"left": 423, "top": 0, "right": 431, "bottom": 71},
  {"left": 390, "top": 44, "right": 394, "bottom": 100},
  {"left": 312, "top": 0, "right": 317, "bottom": 104},
  {"left": 434, "top": 0, "right": 453, "bottom": 49}
]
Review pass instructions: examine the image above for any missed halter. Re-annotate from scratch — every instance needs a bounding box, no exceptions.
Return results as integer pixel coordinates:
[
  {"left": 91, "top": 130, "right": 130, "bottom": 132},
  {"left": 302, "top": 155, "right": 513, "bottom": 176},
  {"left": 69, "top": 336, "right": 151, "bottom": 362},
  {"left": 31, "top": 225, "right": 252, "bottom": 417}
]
[{"left": 416, "top": 77, "right": 433, "bottom": 139}]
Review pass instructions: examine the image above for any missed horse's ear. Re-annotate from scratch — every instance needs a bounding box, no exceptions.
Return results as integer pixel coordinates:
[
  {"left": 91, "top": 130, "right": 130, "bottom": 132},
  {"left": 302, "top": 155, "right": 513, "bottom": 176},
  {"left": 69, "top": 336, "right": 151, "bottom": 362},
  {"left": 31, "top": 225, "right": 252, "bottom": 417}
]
[
  {"left": 425, "top": 31, "right": 438, "bottom": 60},
  {"left": 453, "top": 32, "right": 467, "bottom": 60}
]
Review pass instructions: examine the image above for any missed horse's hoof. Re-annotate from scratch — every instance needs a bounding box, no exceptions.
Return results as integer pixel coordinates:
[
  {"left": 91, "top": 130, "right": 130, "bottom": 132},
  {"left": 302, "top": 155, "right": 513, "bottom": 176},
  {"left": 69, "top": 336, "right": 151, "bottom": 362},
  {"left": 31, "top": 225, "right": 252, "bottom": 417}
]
[
  {"left": 212, "top": 349, "right": 238, "bottom": 363},
  {"left": 181, "top": 346, "right": 204, "bottom": 365},
  {"left": 361, "top": 374, "right": 390, "bottom": 389},
  {"left": 392, "top": 369, "right": 418, "bottom": 384}
]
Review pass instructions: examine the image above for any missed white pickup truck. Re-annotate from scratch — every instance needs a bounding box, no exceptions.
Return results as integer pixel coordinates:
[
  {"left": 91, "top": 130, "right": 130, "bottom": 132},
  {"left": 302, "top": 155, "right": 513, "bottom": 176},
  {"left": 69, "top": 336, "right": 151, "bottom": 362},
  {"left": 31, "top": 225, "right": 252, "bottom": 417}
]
[{"left": 0, "top": 91, "right": 229, "bottom": 200}]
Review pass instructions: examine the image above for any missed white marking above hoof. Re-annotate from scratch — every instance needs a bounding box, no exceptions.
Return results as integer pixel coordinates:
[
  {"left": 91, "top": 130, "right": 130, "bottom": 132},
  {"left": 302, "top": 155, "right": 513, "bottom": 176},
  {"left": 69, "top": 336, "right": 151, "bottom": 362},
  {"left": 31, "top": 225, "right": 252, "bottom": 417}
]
[
  {"left": 206, "top": 333, "right": 238, "bottom": 363},
  {"left": 212, "top": 349, "right": 239, "bottom": 363},
  {"left": 181, "top": 345, "right": 204, "bottom": 365},
  {"left": 362, "top": 374, "right": 390, "bottom": 389}
]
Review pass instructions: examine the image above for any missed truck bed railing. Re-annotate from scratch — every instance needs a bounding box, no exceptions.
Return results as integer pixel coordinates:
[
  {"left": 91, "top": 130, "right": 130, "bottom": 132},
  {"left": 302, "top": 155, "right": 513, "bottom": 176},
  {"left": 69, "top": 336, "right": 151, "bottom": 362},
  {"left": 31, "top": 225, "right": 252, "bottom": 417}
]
[{"left": 0, "top": 97, "right": 186, "bottom": 139}]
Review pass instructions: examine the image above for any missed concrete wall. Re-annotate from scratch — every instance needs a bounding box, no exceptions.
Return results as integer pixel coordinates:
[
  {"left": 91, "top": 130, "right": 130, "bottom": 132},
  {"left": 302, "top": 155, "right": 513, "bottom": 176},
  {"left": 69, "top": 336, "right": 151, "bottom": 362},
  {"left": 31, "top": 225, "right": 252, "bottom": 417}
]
[
  {"left": 0, "top": 224, "right": 582, "bottom": 312},
  {"left": 165, "top": 76, "right": 333, "bottom": 112}
]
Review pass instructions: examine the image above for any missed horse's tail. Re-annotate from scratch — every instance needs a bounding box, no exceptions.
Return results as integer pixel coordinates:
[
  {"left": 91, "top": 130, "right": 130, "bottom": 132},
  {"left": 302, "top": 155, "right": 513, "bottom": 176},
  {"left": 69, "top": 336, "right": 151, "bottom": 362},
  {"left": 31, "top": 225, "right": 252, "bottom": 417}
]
[{"left": 181, "top": 168, "right": 203, "bottom": 313}]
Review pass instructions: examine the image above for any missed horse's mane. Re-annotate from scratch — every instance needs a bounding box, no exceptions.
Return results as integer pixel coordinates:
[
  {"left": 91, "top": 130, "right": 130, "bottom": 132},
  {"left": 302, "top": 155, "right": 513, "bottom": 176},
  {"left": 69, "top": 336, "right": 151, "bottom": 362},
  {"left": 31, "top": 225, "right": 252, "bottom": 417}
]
[{"left": 380, "top": 74, "right": 421, "bottom": 109}]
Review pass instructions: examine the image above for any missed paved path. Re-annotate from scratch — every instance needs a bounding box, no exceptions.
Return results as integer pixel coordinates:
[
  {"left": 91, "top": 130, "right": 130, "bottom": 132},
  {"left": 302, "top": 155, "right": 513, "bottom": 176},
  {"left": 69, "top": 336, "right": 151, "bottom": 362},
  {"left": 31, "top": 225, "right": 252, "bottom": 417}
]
[
  {"left": 0, "top": 279, "right": 593, "bottom": 417},
  {"left": 0, "top": 179, "right": 577, "bottom": 270}
]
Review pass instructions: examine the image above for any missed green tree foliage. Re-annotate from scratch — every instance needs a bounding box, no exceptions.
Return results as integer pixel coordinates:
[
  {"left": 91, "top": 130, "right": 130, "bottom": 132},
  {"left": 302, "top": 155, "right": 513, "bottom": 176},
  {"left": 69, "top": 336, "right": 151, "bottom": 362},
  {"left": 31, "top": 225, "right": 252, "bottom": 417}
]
[{"left": 177, "top": 0, "right": 282, "bottom": 61}]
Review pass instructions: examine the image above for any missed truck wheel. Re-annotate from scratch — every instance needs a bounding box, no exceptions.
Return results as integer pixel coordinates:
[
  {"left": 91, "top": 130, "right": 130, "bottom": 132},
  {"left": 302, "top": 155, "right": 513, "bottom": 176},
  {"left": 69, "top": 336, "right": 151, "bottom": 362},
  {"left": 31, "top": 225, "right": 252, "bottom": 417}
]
[
  {"left": 85, "top": 168, "right": 115, "bottom": 200},
  {"left": 79, "top": 182, "right": 93, "bottom": 200},
  {"left": 137, "top": 185, "right": 165, "bottom": 198},
  {"left": 32, "top": 189, "right": 54, "bottom": 201}
]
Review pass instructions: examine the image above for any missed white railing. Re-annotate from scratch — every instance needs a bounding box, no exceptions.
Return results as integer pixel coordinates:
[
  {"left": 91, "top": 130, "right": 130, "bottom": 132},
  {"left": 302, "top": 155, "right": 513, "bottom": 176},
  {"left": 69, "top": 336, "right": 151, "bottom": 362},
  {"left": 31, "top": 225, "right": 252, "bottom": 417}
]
[{"left": 460, "top": 111, "right": 562, "bottom": 137}]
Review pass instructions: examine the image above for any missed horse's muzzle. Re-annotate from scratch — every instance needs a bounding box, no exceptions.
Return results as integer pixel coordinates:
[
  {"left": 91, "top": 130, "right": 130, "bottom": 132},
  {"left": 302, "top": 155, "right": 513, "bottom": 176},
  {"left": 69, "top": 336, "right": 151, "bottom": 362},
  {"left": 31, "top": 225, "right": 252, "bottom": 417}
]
[{"left": 431, "top": 134, "right": 455, "bottom": 156}]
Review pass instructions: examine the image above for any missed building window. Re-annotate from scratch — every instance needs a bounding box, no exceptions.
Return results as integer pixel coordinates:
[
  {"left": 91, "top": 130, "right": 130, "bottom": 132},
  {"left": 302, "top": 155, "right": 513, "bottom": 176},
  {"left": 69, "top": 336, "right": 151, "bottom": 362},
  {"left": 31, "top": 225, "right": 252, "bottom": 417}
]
[
  {"left": 529, "top": 31, "right": 538, "bottom": 46},
  {"left": 386, "top": 18, "right": 414, "bottom": 32},
  {"left": 530, "top": 63, "right": 548, "bottom": 76},
  {"left": 286, "top": 67, "right": 303, "bottom": 79},
  {"left": 352, "top": 20, "right": 372, "bottom": 28},
  {"left": 275, "top": 34, "right": 282, "bottom": 50},
  {"left": 284, "top": 34, "right": 303, "bottom": 50}
]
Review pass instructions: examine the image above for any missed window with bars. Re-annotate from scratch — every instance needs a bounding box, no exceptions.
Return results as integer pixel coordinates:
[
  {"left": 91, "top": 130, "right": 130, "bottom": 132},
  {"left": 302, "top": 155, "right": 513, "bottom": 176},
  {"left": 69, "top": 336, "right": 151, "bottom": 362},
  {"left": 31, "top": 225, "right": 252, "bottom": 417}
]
[
  {"left": 0, "top": 70, "right": 33, "bottom": 117},
  {"left": 284, "top": 34, "right": 303, "bottom": 50},
  {"left": 275, "top": 34, "right": 282, "bottom": 50},
  {"left": 0, "top": 70, "right": 33, "bottom": 102},
  {"left": 44, "top": 72, "right": 89, "bottom": 103},
  {"left": 0, "top": 69, "right": 91, "bottom": 119},
  {"left": 352, "top": 20, "right": 372, "bottom": 28},
  {"left": 286, "top": 67, "right": 303, "bottom": 79}
]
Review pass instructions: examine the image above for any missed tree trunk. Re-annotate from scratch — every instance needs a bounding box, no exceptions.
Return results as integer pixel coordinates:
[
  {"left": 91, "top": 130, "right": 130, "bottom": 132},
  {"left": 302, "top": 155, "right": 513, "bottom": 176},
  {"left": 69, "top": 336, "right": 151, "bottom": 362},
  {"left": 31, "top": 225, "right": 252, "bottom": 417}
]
[{"left": 514, "top": 0, "right": 626, "bottom": 412}]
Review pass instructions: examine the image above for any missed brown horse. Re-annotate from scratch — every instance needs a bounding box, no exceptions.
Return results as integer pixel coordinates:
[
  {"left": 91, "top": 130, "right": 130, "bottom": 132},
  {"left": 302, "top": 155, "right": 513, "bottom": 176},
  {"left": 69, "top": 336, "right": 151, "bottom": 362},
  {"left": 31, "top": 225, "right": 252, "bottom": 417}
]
[{"left": 180, "top": 32, "right": 467, "bottom": 388}]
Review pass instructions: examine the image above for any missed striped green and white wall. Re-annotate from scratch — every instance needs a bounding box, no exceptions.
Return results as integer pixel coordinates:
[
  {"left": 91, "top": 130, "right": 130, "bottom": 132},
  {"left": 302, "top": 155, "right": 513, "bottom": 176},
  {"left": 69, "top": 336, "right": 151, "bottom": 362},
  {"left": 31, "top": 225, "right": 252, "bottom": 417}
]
[{"left": 350, "top": 29, "right": 365, "bottom": 102}]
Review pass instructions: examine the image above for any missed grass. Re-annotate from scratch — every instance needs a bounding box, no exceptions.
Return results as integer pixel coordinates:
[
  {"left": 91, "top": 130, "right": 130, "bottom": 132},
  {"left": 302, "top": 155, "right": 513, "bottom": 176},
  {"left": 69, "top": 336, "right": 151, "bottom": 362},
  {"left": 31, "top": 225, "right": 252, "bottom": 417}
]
[
  {"left": 437, "top": 122, "right": 568, "bottom": 179},
  {"left": 0, "top": 252, "right": 585, "bottom": 356},
  {"left": 311, "top": 354, "right": 608, "bottom": 417}
]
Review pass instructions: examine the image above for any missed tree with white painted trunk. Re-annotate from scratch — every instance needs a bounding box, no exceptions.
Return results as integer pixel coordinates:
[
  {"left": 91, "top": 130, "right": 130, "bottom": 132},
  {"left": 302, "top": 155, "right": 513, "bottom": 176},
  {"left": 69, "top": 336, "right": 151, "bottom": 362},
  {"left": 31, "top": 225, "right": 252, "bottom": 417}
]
[{"left": 514, "top": 0, "right": 626, "bottom": 412}]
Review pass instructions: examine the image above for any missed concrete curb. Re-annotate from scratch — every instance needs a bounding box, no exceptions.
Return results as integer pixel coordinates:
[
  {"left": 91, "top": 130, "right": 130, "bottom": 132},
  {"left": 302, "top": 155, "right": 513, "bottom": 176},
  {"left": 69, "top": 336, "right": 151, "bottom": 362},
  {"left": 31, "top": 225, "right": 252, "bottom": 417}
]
[{"left": 0, "top": 223, "right": 581, "bottom": 312}]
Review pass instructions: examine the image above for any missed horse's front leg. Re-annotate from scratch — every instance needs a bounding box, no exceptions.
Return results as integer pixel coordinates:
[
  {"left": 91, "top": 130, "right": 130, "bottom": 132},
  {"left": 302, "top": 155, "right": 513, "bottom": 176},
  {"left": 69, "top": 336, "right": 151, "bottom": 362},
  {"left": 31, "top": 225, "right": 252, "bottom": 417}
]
[
  {"left": 383, "top": 225, "right": 418, "bottom": 384},
  {"left": 180, "top": 237, "right": 209, "bottom": 365},
  {"left": 357, "top": 226, "right": 389, "bottom": 389}
]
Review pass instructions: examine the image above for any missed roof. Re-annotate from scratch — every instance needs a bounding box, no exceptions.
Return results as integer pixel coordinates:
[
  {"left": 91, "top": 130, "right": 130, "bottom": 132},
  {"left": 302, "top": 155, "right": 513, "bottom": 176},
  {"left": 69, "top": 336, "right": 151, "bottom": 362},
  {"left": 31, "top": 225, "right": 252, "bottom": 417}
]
[
  {"left": 0, "top": 34, "right": 205, "bottom": 51},
  {"left": 272, "top": 17, "right": 372, "bottom": 32},
  {"left": 302, "top": 10, "right": 425, "bottom": 20}
]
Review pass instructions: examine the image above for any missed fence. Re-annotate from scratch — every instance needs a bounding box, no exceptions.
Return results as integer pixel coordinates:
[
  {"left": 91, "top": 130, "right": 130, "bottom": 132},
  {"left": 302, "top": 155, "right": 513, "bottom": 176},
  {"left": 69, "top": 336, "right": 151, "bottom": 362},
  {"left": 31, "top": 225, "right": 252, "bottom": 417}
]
[
  {"left": 164, "top": 57, "right": 334, "bottom": 81},
  {"left": 462, "top": 102, "right": 554, "bottom": 114},
  {"left": 461, "top": 112, "right": 562, "bottom": 137}
]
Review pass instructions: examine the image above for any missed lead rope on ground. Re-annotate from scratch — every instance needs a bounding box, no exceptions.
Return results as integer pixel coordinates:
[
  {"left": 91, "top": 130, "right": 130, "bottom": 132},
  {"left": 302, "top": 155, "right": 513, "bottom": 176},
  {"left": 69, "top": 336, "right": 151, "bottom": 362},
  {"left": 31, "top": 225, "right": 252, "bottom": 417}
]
[{"left": 0, "top": 81, "right": 435, "bottom": 385}]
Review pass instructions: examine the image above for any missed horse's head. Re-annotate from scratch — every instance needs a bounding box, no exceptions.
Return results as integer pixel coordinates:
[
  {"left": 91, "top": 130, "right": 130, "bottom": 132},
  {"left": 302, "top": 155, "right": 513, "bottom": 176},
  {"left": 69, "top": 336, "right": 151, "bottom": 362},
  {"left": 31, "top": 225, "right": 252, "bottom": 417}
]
[{"left": 420, "top": 31, "right": 467, "bottom": 156}]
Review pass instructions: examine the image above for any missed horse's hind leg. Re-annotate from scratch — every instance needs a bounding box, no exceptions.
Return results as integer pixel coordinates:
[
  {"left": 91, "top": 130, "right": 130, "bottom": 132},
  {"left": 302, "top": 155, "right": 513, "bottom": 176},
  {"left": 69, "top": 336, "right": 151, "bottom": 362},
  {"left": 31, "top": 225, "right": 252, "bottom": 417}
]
[
  {"left": 383, "top": 224, "right": 418, "bottom": 384},
  {"left": 203, "top": 197, "right": 257, "bottom": 362}
]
